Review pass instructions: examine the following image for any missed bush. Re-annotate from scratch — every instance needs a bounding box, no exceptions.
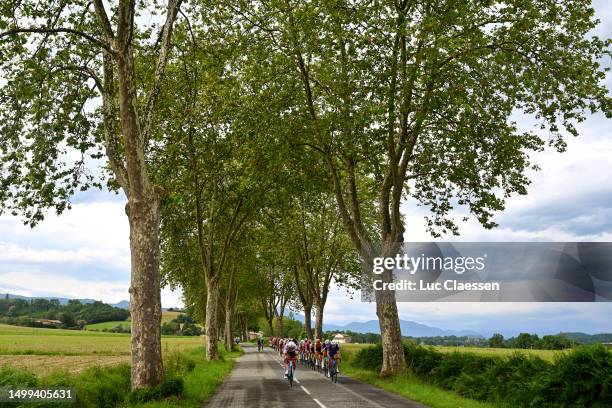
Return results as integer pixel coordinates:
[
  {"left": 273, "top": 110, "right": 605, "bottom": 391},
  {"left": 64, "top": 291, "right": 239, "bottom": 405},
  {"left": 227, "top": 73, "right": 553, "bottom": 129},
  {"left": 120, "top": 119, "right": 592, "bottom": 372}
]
[
  {"left": 0, "top": 365, "right": 38, "bottom": 387},
  {"left": 127, "top": 375, "right": 184, "bottom": 404},
  {"left": 353, "top": 343, "right": 612, "bottom": 407},
  {"left": 534, "top": 345, "right": 612, "bottom": 407}
]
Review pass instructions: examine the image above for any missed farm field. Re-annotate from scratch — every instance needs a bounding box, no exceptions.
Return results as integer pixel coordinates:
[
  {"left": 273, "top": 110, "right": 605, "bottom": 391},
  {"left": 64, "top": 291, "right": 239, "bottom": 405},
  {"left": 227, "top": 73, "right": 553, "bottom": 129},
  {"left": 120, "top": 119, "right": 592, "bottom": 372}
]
[
  {"left": 433, "top": 345, "right": 564, "bottom": 361},
  {"left": 0, "top": 324, "right": 204, "bottom": 374},
  {"left": 84, "top": 320, "right": 130, "bottom": 331},
  {"left": 84, "top": 311, "right": 181, "bottom": 331},
  {"left": 342, "top": 343, "right": 564, "bottom": 361}
]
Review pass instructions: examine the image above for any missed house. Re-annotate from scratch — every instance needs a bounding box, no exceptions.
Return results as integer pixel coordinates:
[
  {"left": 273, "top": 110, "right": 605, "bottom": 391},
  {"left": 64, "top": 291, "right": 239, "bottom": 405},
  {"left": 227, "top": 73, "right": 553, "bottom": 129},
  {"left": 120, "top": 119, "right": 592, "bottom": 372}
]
[
  {"left": 35, "top": 319, "right": 62, "bottom": 327},
  {"left": 333, "top": 333, "right": 352, "bottom": 344},
  {"left": 248, "top": 331, "right": 264, "bottom": 340}
]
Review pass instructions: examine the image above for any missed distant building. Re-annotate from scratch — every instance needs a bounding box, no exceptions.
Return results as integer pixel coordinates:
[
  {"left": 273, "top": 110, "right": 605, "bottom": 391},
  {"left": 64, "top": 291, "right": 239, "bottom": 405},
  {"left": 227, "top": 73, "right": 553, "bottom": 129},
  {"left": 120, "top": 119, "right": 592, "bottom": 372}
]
[
  {"left": 333, "top": 333, "right": 352, "bottom": 344},
  {"left": 249, "top": 331, "right": 264, "bottom": 340},
  {"left": 35, "top": 319, "right": 62, "bottom": 327}
]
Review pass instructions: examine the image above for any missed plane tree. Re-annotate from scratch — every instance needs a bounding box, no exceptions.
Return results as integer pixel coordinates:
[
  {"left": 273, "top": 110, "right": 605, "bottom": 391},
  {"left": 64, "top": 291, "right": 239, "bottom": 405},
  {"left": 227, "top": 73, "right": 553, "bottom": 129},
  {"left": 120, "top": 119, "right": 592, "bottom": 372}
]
[
  {"left": 234, "top": 0, "right": 611, "bottom": 376},
  {"left": 155, "top": 15, "right": 285, "bottom": 359},
  {"left": 0, "top": 0, "right": 186, "bottom": 388},
  {"left": 286, "top": 191, "right": 361, "bottom": 339}
]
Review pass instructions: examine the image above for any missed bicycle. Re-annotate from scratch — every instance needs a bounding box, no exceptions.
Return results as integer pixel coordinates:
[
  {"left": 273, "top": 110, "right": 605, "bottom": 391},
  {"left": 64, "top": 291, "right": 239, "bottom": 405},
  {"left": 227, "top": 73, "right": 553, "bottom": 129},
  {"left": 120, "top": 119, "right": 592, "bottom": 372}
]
[
  {"left": 329, "top": 358, "right": 339, "bottom": 383},
  {"left": 286, "top": 360, "right": 295, "bottom": 388},
  {"left": 322, "top": 355, "right": 328, "bottom": 377}
]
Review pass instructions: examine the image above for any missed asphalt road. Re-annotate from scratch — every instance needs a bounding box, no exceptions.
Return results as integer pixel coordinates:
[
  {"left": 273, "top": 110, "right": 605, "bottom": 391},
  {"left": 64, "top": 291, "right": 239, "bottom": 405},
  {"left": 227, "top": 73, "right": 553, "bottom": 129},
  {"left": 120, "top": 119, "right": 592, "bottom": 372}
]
[{"left": 203, "top": 343, "right": 427, "bottom": 408}]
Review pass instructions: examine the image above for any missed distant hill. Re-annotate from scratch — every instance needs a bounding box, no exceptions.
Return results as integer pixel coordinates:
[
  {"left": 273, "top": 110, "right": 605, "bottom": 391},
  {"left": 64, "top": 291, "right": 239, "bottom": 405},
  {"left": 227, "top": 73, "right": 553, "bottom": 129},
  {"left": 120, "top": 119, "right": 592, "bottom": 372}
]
[
  {"left": 325, "top": 319, "right": 483, "bottom": 338},
  {"left": 561, "top": 332, "right": 612, "bottom": 344},
  {"left": 289, "top": 313, "right": 482, "bottom": 338},
  {"left": 2, "top": 293, "right": 130, "bottom": 309}
]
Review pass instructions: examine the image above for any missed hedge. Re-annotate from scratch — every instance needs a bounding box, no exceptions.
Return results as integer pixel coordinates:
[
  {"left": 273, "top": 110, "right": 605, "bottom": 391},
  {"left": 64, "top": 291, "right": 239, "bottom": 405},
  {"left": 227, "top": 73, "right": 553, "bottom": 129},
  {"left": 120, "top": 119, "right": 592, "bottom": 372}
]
[{"left": 353, "top": 343, "right": 612, "bottom": 407}]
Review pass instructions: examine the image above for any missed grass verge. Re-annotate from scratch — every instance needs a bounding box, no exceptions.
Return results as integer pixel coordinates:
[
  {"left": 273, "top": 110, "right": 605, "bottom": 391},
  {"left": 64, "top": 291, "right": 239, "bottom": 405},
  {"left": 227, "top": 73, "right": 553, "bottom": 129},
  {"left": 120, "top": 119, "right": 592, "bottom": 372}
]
[
  {"left": 341, "top": 346, "right": 501, "bottom": 408},
  {"left": 0, "top": 345, "right": 242, "bottom": 408},
  {"left": 342, "top": 364, "right": 499, "bottom": 408}
]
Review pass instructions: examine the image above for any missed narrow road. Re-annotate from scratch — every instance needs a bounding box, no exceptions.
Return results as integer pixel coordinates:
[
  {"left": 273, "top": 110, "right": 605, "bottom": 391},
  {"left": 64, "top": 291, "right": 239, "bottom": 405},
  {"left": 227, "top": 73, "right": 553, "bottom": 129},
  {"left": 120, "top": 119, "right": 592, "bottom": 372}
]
[{"left": 203, "top": 343, "right": 427, "bottom": 408}]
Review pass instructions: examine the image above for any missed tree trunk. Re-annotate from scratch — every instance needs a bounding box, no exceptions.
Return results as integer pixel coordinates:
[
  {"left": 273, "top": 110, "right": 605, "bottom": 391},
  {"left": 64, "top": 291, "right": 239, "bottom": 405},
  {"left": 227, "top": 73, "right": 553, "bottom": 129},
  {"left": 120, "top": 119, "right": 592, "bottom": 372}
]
[
  {"left": 224, "top": 306, "right": 234, "bottom": 352},
  {"left": 314, "top": 302, "right": 324, "bottom": 339},
  {"left": 242, "top": 316, "right": 248, "bottom": 341},
  {"left": 205, "top": 280, "right": 220, "bottom": 360},
  {"left": 279, "top": 316, "right": 285, "bottom": 337},
  {"left": 304, "top": 305, "right": 313, "bottom": 340},
  {"left": 128, "top": 198, "right": 163, "bottom": 389},
  {"left": 375, "top": 286, "right": 406, "bottom": 377}
]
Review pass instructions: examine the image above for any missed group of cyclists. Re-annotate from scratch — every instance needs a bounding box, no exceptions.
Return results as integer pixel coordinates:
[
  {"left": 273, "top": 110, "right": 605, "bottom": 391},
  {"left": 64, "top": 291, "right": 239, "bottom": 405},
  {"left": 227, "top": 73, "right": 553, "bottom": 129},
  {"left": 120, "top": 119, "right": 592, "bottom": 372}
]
[{"left": 269, "top": 336, "right": 341, "bottom": 383}]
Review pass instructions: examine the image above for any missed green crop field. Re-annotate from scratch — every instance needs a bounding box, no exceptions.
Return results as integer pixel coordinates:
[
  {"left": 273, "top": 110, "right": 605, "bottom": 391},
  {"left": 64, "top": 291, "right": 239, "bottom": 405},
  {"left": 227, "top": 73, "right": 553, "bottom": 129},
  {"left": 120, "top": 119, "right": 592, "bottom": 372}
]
[
  {"left": 83, "top": 311, "right": 182, "bottom": 331},
  {"left": 0, "top": 324, "right": 204, "bottom": 374},
  {"left": 433, "top": 345, "right": 564, "bottom": 361},
  {"left": 341, "top": 343, "right": 564, "bottom": 362},
  {"left": 84, "top": 320, "right": 130, "bottom": 330}
]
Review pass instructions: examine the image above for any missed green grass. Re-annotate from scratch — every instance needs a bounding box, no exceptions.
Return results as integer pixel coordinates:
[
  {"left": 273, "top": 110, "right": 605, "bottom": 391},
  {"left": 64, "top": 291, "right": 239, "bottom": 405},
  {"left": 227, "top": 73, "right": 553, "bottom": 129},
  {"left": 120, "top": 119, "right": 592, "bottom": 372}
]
[
  {"left": 0, "top": 345, "right": 241, "bottom": 408},
  {"left": 126, "top": 347, "right": 242, "bottom": 408},
  {"left": 343, "top": 343, "right": 563, "bottom": 362},
  {"left": 83, "top": 312, "right": 181, "bottom": 332},
  {"left": 342, "top": 366, "right": 500, "bottom": 408},
  {"left": 341, "top": 344, "right": 501, "bottom": 408},
  {"left": 433, "top": 345, "right": 563, "bottom": 362},
  {"left": 0, "top": 324, "right": 202, "bottom": 357},
  {"left": 85, "top": 320, "right": 131, "bottom": 331}
]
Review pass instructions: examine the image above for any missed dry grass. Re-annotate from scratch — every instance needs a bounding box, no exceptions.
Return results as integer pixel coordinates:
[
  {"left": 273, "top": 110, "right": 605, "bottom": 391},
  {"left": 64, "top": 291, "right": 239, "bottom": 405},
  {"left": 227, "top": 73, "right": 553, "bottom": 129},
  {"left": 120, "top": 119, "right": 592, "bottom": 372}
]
[{"left": 0, "top": 355, "right": 130, "bottom": 375}]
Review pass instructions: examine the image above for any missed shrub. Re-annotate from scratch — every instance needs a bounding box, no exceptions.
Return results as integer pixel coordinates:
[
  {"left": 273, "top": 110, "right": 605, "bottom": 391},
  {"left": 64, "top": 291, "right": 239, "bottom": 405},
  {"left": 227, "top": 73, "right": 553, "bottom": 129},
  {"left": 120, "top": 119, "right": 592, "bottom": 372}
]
[
  {"left": 534, "top": 345, "right": 612, "bottom": 407},
  {"left": 353, "top": 343, "right": 612, "bottom": 407},
  {"left": 0, "top": 365, "right": 38, "bottom": 387},
  {"left": 127, "top": 375, "right": 184, "bottom": 404}
]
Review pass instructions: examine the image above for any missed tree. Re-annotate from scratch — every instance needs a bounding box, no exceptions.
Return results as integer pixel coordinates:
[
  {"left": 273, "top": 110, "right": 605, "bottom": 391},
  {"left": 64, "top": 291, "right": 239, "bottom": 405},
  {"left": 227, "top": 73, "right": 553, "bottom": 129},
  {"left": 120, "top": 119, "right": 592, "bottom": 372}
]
[
  {"left": 0, "top": 0, "right": 183, "bottom": 388},
  {"left": 235, "top": 0, "right": 610, "bottom": 376},
  {"left": 157, "top": 16, "right": 282, "bottom": 359},
  {"left": 287, "top": 191, "right": 361, "bottom": 339},
  {"left": 489, "top": 333, "right": 505, "bottom": 348}
]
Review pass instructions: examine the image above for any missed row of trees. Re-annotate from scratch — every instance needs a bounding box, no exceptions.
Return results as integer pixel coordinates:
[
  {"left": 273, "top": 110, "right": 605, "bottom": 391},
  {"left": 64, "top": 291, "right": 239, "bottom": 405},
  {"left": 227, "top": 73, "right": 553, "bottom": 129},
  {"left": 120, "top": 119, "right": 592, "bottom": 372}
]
[
  {"left": 0, "top": 298, "right": 129, "bottom": 327},
  {"left": 489, "top": 333, "right": 575, "bottom": 350},
  {"left": 1, "top": 0, "right": 608, "bottom": 389}
]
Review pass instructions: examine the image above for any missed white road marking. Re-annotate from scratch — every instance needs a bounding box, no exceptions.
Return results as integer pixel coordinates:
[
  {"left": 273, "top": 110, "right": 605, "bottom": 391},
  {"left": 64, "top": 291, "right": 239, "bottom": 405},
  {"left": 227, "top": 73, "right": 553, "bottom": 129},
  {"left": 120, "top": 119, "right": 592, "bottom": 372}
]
[
  {"left": 300, "top": 385, "right": 311, "bottom": 395},
  {"left": 313, "top": 398, "right": 327, "bottom": 408}
]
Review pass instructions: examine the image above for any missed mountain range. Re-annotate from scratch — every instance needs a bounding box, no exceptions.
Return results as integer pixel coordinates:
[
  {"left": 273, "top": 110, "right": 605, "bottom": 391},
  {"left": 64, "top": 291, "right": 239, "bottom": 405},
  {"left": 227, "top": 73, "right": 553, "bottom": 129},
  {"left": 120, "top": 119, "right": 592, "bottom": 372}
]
[{"left": 290, "top": 313, "right": 483, "bottom": 338}]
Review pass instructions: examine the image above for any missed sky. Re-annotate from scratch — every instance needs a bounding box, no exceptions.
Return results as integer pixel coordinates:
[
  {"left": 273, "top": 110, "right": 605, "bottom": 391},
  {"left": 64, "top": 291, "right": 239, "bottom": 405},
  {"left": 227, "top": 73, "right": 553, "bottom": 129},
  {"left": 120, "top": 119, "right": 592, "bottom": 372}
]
[{"left": 0, "top": 2, "right": 610, "bottom": 338}]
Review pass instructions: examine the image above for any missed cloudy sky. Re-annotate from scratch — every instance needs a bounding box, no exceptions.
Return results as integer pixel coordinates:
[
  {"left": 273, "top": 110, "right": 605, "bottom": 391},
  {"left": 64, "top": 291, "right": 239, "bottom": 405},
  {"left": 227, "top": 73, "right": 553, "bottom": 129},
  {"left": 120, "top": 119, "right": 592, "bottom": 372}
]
[{"left": 1, "top": 2, "right": 610, "bottom": 337}]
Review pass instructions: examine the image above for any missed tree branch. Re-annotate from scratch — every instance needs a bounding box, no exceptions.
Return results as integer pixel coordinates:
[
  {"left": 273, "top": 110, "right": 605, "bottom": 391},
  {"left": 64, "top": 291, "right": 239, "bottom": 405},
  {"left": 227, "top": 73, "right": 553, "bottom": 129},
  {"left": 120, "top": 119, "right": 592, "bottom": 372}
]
[
  {"left": 0, "top": 27, "right": 114, "bottom": 55},
  {"left": 141, "top": 0, "right": 184, "bottom": 145}
]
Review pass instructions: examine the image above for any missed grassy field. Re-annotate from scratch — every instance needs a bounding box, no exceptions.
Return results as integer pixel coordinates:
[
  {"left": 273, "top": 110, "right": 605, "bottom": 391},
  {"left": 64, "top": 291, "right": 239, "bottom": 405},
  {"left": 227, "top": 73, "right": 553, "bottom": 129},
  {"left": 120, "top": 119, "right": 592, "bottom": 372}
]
[
  {"left": 343, "top": 343, "right": 563, "bottom": 361},
  {"left": 0, "top": 324, "right": 204, "bottom": 374},
  {"left": 84, "top": 320, "right": 130, "bottom": 330},
  {"left": 433, "top": 345, "right": 564, "bottom": 361},
  {"left": 84, "top": 311, "right": 182, "bottom": 331}
]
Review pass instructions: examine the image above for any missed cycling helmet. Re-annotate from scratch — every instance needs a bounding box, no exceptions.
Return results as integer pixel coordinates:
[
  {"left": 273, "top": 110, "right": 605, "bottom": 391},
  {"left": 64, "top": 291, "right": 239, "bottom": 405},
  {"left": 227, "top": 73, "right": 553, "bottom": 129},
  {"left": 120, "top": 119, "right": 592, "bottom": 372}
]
[
  {"left": 286, "top": 341, "right": 296, "bottom": 350},
  {"left": 332, "top": 340, "right": 339, "bottom": 346},
  {"left": 325, "top": 339, "right": 331, "bottom": 345}
]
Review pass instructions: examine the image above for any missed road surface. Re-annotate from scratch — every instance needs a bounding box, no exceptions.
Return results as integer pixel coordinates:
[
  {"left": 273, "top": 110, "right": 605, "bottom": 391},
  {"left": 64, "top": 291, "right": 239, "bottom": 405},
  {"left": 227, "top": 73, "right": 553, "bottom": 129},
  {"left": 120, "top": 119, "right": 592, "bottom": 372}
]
[{"left": 203, "top": 343, "right": 427, "bottom": 408}]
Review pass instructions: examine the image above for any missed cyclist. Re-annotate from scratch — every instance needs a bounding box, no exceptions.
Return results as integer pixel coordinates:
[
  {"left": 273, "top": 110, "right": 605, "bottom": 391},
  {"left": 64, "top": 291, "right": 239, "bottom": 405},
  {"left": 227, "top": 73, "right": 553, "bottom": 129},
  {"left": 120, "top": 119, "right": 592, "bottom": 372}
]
[
  {"left": 322, "top": 339, "right": 331, "bottom": 376},
  {"left": 299, "top": 339, "right": 305, "bottom": 362},
  {"left": 314, "top": 338, "right": 323, "bottom": 368},
  {"left": 328, "top": 340, "right": 341, "bottom": 374},
  {"left": 284, "top": 339, "right": 299, "bottom": 381}
]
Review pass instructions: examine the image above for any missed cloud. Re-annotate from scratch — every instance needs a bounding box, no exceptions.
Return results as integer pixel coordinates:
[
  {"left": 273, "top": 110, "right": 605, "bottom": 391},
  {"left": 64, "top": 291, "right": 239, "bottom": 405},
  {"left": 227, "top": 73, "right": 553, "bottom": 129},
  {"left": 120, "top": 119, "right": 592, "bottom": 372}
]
[{"left": 0, "top": 196, "right": 185, "bottom": 307}]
